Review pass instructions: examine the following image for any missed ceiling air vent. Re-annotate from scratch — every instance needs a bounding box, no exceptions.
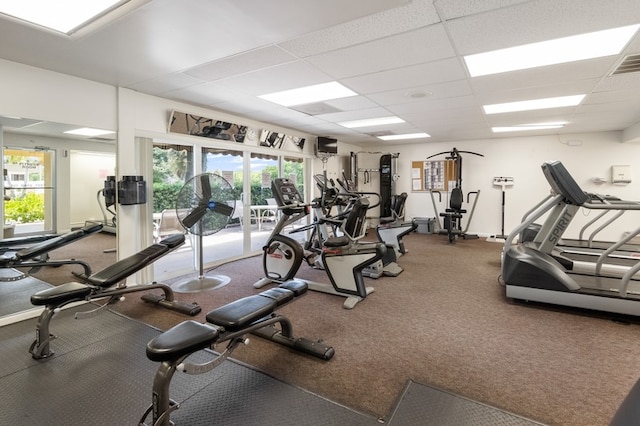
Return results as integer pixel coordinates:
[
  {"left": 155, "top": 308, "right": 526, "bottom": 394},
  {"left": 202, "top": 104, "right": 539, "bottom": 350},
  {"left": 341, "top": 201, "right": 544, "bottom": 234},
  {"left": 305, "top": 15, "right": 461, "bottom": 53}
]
[{"left": 611, "top": 54, "right": 640, "bottom": 75}]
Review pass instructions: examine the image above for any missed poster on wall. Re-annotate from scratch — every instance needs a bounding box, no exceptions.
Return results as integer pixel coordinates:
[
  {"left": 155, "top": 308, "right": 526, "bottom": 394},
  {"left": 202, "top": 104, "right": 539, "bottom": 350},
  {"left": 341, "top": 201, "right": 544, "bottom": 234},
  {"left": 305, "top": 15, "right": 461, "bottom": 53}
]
[
  {"left": 168, "top": 110, "right": 258, "bottom": 144},
  {"left": 259, "top": 129, "right": 305, "bottom": 151}
]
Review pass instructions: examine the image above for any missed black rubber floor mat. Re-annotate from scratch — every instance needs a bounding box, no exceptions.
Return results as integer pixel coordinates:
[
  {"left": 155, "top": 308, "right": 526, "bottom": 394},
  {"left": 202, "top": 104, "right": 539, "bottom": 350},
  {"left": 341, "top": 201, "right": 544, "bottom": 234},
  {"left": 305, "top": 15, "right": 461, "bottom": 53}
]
[
  {"left": 386, "top": 380, "right": 546, "bottom": 426},
  {"left": 0, "top": 306, "right": 379, "bottom": 425}
]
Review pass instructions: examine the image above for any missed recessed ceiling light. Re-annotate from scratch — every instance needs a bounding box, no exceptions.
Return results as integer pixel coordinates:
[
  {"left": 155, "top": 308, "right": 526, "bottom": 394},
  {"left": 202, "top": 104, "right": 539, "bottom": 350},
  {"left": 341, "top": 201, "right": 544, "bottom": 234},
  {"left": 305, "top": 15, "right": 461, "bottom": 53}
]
[
  {"left": 464, "top": 24, "right": 640, "bottom": 77},
  {"left": 258, "top": 82, "right": 357, "bottom": 107},
  {"left": 0, "top": 0, "right": 128, "bottom": 34},
  {"left": 377, "top": 133, "right": 430, "bottom": 141},
  {"left": 64, "top": 127, "right": 115, "bottom": 137},
  {"left": 492, "top": 122, "right": 567, "bottom": 132},
  {"left": 338, "top": 116, "right": 405, "bottom": 128},
  {"left": 483, "top": 95, "right": 585, "bottom": 114}
]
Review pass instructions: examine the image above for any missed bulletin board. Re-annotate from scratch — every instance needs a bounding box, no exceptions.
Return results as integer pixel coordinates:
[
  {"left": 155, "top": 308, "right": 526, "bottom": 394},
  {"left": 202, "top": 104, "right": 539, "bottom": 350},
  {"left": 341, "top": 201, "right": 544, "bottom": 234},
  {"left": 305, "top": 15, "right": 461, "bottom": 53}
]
[{"left": 411, "top": 159, "right": 458, "bottom": 192}]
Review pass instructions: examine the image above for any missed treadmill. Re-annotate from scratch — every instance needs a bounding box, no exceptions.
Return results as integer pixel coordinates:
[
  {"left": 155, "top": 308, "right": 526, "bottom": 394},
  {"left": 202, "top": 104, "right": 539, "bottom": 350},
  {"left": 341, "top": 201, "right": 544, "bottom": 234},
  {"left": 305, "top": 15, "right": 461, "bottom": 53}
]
[{"left": 502, "top": 160, "right": 640, "bottom": 316}]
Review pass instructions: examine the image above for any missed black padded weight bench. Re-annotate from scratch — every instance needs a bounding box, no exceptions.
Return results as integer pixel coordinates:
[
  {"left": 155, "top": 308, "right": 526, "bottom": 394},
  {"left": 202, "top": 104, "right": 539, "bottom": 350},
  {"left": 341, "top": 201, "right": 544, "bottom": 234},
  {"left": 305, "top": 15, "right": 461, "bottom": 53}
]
[
  {"left": 29, "top": 233, "right": 201, "bottom": 360},
  {"left": 0, "top": 222, "right": 104, "bottom": 282},
  {"left": 139, "top": 280, "right": 334, "bottom": 426}
]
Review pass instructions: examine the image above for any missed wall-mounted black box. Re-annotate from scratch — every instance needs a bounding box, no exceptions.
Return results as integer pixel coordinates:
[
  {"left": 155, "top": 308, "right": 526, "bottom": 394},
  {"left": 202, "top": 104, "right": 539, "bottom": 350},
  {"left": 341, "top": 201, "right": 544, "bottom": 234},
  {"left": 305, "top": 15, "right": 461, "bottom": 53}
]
[{"left": 118, "top": 175, "right": 147, "bottom": 205}]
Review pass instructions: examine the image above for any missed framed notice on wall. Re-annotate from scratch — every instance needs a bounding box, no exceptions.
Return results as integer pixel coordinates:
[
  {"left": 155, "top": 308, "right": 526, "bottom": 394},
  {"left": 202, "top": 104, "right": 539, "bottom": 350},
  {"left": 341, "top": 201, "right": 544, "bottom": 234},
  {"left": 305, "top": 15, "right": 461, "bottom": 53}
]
[{"left": 411, "top": 159, "right": 457, "bottom": 192}]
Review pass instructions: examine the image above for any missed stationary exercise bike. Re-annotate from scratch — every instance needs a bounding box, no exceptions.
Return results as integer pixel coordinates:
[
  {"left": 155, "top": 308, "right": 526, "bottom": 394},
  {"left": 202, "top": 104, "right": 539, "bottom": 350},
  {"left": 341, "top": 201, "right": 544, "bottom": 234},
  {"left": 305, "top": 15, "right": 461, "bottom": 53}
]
[{"left": 253, "top": 178, "right": 386, "bottom": 309}]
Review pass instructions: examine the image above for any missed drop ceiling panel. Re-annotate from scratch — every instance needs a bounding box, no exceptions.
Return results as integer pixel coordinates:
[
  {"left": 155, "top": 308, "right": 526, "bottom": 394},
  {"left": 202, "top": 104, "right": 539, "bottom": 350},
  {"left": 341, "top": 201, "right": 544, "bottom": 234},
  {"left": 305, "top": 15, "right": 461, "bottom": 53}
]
[
  {"left": 446, "top": 0, "right": 640, "bottom": 55},
  {"left": 473, "top": 79, "right": 600, "bottom": 105},
  {"left": 278, "top": 0, "right": 439, "bottom": 58},
  {"left": 184, "top": 46, "right": 297, "bottom": 82},
  {"left": 386, "top": 95, "right": 478, "bottom": 115},
  {"left": 468, "top": 57, "right": 618, "bottom": 97},
  {"left": 342, "top": 58, "right": 466, "bottom": 95},
  {"left": 367, "top": 80, "right": 473, "bottom": 106},
  {"left": 313, "top": 107, "right": 395, "bottom": 123},
  {"left": 306, "top": 25, "right": 456, "bottom": 79},
  {"left": 214, "top": 60, "right": 333, "bottom": 95},
  {"left": 166, "top": 83, "right": 245, "bottom": 107},
  {"left": 128, "top": 73, "right": 205, "bottom": 96},
  {"left": 435, "top": 0, "right": 531, "bottom": 20}
]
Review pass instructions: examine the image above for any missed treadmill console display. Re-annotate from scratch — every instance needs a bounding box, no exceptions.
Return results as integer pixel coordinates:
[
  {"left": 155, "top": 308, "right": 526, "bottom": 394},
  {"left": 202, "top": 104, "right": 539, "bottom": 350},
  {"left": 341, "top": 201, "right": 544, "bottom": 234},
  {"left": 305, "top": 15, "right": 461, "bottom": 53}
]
[{"left": 541, "top": 161, "right": 589, "bottom": 206}]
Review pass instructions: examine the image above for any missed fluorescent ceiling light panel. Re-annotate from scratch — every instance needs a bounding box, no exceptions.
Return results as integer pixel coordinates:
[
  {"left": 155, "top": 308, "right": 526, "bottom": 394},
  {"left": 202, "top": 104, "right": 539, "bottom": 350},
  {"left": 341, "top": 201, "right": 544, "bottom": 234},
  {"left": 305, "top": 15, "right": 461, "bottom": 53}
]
[
  {"left": 259, "top": 82, "right": 357, "bottom": 107},
  {"left": 338, "top": 116, "right": 405, "bottom": 128},
  {"left": 0, "top": 0, "right": 126, "bottom": 34},
  {"left": 465, "top": 24, "right": 640, "bottom": 77},
  {"left": 377, "top": 133, "right": 430, "bottom": 141},
  {"left": 492, "top": 122, "right": 567, "bottom": 133},
  {"left": 483, "top": 95, "right": 585, "bottom": 114},
  {"left": 64, "top": 127, "right": 115, "bottom": 137}
]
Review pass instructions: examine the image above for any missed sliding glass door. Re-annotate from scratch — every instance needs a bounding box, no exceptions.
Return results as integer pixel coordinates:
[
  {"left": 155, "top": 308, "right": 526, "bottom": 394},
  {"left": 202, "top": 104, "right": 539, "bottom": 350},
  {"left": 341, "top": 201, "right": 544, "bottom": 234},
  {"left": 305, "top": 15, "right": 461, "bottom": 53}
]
[{"left": 150, "top": 139, "right": 306, "bottom": 281}]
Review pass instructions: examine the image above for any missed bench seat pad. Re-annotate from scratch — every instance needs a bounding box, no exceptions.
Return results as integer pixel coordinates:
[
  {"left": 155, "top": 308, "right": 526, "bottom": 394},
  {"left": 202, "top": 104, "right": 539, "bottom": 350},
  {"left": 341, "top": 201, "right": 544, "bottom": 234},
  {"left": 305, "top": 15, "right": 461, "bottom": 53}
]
[
  {"left": 146, "top": 320, "right": 221, "bottom": 362},
  {"left": 31, "top": 282, "right": 92, "bottom": 306}
]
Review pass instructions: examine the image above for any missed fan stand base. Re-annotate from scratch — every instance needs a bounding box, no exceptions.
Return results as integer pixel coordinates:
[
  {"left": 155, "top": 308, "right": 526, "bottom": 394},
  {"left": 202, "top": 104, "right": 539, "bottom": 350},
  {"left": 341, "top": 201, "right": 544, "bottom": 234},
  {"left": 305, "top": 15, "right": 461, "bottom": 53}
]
[{"left": 171, "top": 274, "right": 231, "bottom": 293}]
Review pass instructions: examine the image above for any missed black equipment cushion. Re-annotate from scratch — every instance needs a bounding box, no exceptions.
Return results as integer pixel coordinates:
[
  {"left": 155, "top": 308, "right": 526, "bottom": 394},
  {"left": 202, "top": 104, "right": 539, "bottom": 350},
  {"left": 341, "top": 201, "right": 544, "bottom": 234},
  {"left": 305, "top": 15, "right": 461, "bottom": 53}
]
[
  {"left": 279, "top": 279, "right": 308, "bottom": 296},
  {"left": 206, "top": 293, "right": 281, "bottom": 332},
  {"left": 14, "top": 223, "right": 103, "bottom": 261},
  {"left": 86, "top": 234, "right": 185, "bottom": 288},
  {"left": 31, "top": 282, "right": 93, "bottom": 306},
  {"left": 146, "top": 320, "right": 221, "bottom": 362}
]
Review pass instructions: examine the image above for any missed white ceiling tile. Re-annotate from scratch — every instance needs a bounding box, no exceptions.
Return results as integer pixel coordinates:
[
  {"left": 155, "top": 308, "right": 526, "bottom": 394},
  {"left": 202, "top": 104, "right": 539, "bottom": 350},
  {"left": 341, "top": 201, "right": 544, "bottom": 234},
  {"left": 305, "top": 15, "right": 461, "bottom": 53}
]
[
  {"left": 469, "top": 57, "right": 618, "bottom": 97},
  {"left": 435, "top": 0, "right": 531, "bottom": 20},
  {"left": 323, "top": 96, "right": 380, "bottom": 111},
  {"left": 306, "top": 25, "right": 456, "bottom": 79},
  {"left": 279, "top": 0, "right": 439, "bottom": 58},
  {"left": 214, "top": 61, "right": 333, "bottom": 95},
  {"left": 474, "top": 78, "right": 600, "bottom": 105},
  {"left": 129, "top": 73, "right": 205, "bottom": 95},
  {"left": 446, "top": 0, "right": 640, "bottom": 55},
  {"left": 166, "top": 82, "right": 249, "bottom": 106},
  {"left": 184, "top": 46, "right": 297, "bottom": 82},
  {"left": 386, "top": 95, "right": 478, "bottom": 115},
  {"left": 342, "top": 58, "right": 466, "bottom": 94},
  {"left": 313, "top": 107, "right": 395, "bottom": 123},
  {"left": 367, "top": 79, "right": 473, "bottom": 106}
]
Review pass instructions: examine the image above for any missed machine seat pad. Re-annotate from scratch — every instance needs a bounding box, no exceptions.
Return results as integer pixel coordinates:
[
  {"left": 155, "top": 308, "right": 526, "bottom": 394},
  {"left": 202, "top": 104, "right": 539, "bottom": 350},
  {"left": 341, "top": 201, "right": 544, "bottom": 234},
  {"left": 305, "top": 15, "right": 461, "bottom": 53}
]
[
  {"left": 86, "top": 234, "right": 184, "bottom": 288},
  {"left": 146, "top": 320, "right": 221, "bottom": 362},
  {"left": 278, "top": 279, "right": 308, "bottom": 296},
  {"left": 259, "top": 287, "right": 296, "bottom": 306},
  {"left": 206, "top": 293, "right": 282, "bottom": 332},
  {"left": 323, "top": 236, "right": 350, "bottom": 248},
  {"left": 15, "top": 223, "right": 103, "bottom": 261},
  {"left": 31, "top": 282, "right": 92, "bottom": 306}
]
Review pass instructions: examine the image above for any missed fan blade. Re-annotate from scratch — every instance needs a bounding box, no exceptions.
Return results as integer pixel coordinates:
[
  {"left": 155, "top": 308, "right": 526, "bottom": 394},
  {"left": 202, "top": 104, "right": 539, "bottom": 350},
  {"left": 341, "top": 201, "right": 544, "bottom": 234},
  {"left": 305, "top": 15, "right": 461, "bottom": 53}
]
[
  {"left": 182, "top": 205, "right": 207, "bottom": 228},
  {"left": 213, "top": 202, "right": 234, "bottom": 217},
  {"left": 200, "top": 174, "right": 212, "bottom": 200}
]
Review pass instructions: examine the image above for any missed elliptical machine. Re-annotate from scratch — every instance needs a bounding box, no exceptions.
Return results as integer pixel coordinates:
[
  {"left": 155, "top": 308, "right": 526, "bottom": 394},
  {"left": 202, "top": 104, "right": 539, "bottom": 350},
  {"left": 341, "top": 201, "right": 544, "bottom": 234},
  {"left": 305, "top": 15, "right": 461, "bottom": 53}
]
[{"left": 254, "top": 178, "right": 386, "bottom": 309}]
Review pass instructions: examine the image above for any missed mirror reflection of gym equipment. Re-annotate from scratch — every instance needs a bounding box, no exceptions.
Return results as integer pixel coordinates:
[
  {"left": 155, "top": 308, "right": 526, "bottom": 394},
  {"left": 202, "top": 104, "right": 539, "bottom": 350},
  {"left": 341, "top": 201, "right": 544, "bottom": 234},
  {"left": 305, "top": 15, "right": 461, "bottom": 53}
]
[{"left": 427, "top": 148, "right": 482, "bottom": 243}]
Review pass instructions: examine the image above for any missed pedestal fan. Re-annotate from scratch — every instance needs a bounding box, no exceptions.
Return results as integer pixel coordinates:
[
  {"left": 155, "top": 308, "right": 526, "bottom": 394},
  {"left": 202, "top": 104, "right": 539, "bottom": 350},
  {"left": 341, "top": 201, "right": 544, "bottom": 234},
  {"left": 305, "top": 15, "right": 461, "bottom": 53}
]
[{"left": 172, "top": 173, "right": 236, "bottom": 293}]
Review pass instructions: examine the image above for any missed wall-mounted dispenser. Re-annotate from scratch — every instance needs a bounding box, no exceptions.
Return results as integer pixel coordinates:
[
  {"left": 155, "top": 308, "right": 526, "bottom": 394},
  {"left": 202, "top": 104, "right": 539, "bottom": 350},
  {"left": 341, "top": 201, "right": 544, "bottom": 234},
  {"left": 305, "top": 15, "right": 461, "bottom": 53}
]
[
  {"left": 103, "top": 176, "right": 116, "bottom": 207},
  {"left": 118, "top": 175, "right": 147, "bottom": 205},
  {"left": 611, "top": 165, "right": 632, "bottom": 184}
]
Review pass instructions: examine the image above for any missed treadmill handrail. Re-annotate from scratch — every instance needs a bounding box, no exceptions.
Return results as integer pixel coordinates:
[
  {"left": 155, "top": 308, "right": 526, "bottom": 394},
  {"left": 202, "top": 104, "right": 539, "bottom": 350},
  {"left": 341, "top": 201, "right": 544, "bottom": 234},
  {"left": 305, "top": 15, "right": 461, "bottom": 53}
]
[{"left": 504, "top": 194, "right": 564, "bottom": 254}]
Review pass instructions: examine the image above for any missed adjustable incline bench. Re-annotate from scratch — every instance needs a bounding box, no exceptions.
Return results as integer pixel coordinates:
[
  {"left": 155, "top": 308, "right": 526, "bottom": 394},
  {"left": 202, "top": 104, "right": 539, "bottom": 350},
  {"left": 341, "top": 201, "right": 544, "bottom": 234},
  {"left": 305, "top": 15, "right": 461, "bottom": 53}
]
[
  {"left": 29, "top": 233, "right": 201, "bottom": 359},
  {"left": 0, "top": 222, "right": 104, "bottom": 281},
  {"left": 139, "top": 279, "right": 334, "bottom": 426}
]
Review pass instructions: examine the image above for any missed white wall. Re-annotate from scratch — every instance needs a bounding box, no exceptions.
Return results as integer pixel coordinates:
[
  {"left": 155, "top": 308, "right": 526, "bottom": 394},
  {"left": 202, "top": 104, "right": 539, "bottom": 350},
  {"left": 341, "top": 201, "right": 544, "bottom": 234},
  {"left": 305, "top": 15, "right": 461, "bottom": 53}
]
[
  {"left": 69, "top": 151, "right": 116, "bottom": 227},
  {"left": 389, "top": 132, "right": 640, "bottom": 241}
]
